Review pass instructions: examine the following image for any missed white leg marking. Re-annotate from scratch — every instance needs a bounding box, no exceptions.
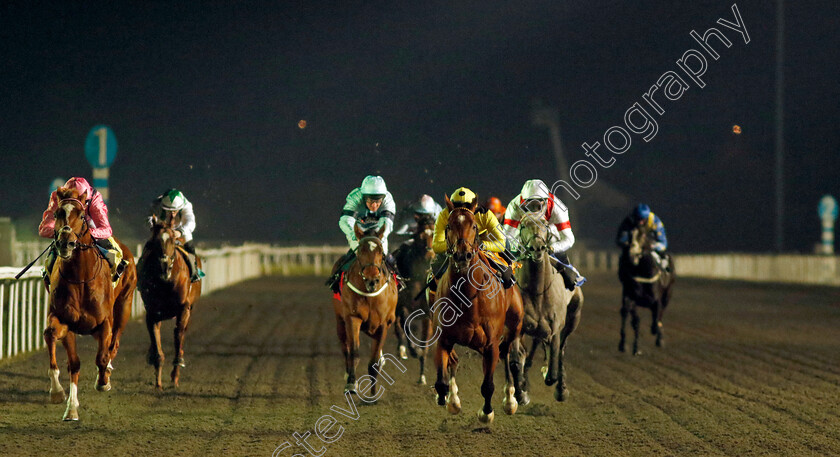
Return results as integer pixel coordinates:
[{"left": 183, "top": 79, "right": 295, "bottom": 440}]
[
  {"left": 63, "top": 383, "right": 80, "bottom": 421},
  {"left": 49, "top": 369, "right": 66, "bottom": 403}
]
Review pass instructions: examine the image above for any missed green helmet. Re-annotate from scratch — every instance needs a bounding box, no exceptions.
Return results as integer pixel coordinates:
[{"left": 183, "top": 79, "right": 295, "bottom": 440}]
[{"left": 161, "top": 189, "right": 186, "bottom": 211}]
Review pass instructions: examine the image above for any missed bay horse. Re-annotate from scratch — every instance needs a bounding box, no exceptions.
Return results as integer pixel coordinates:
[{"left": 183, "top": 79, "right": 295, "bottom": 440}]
[
  {"left": 511, "top": 216, "right": 583, "bottom": 404},
  {"left": 433, "top": 195, "right": 523, "bottom": 424},
  {"left": 618, "top": 225, "right": 675, "bottom": 355},
  {"left": 333, "top": 223, "right": 399, "bottom": 397},
  {"left": 137, "top": 215, "right": 202, "bottom": 389},
  {"left": 392, "top": 213, "right": 436, "bottom": 385},
  {"left": 44, "top": 186, "right": 137, "bottom": 421}
]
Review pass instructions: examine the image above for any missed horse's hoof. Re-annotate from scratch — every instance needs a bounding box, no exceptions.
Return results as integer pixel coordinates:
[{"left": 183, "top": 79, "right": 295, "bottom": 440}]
[
  {"left": 503, "top": 397, "right": 518, "bottom": 415},
  {"left": 446, "top": 393, "right": 461, "bottom": 415},
  {"left": 107, "top": 362, "right": 114, "bottom": 373},
  {"left": 554, "top": 387, "right": 569, "bottom": 402},
  {"left": 50, "top": 390, "right": 67, "bottom": 404},
  {"left": 477, "top": 409, "right": 494, "bottom": 424},
  {"left": 435, "top": 393, "right": 445, "bottom": 406},
  {"left": 633, "top": 350, "right": 642, "bottom": 356},
  {"left": 515, "top": 391, "right": 531, "bottom": 407},
  {"left": 174, "top": 358, "right": 186, "bottom": 368},
  {"left": 656, "top": 338, "right": 664, "bottom": 348},
  {"left": 95, "top": 382, "right": 112, "bottom": 392},
  {"left": 540, "top": 366, "right": 548, "bottom": 380},
  {"left": 418, "top": 375, "right": 427, "bottom": 385},
  {"left": 399, "top": 345, "right": 408, "bottom": 360},
  {"left": 618, "top": 343, "right": 626, "bottom": 353},
  {"left": 155, "top": 384, "right": 164, "bottom": 392},
  {"left": 62, "top": 409, "right": 79, "bottom": 421},
  {"left": 344, "top": 382, "right": 357, "bottom": 394}
]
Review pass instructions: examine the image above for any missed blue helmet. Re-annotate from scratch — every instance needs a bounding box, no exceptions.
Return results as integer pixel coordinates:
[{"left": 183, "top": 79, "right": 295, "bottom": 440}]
[{"left": 632, "top": 203, "right": 651, "bottom": 222}]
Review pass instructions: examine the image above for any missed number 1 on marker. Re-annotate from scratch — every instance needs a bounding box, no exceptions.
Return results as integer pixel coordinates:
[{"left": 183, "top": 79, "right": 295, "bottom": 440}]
[{"left": 95, "top": 127, "right": 107, "bottom": 166}]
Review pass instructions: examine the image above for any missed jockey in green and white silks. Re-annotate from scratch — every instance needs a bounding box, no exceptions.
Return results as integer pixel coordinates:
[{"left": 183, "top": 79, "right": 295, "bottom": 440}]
[
  {"left": 150, "top": 189, "right": 202, "bottom": 282},
  {"left": 328, "top": 175, "right": 401, "bottom": 292}
]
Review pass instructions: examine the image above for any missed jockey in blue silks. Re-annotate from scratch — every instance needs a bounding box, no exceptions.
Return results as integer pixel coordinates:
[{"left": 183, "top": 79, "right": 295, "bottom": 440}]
[{"left": 616, "top": 203, "right": 669, "bottom": 269}]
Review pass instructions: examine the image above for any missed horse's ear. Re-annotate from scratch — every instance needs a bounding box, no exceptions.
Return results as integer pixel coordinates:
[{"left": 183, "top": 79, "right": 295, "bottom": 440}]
[
  {"left": 375, "top": 223, "right": 387, "bottom": 240},
  {"left": 56, "top": 186, "right": 70, "bottom": 199},
  {"left": 444, "top": 193, "right": 454, "bottom": 211},
  {"left": 354, "top": 223, "right": 364, "bottom": 241},
  {"left": 78, "top": 191, "right": 88, "bottom": 203}
]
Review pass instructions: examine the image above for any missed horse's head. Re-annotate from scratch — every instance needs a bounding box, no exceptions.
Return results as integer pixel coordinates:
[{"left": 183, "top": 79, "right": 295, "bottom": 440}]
[
  {"left": 413, "top": 213, "right": 436, "bottom": 261},
  {"left": 444, "top": 193, "right": 479, "bottom": 273},
  {"left": 629, "top": 225, "right": 654, "bottom": 266},
  {"left": 519, "top": 215, "right": 550, "bottom": 263},
  {"left": 54, "top": 186, "right": 89, "bottom": 259},
  {"left": 353, "top": 223, "right": 388, "bottom": 293},
  {"left": 148, "top": 215, "right": 177, "bottom": 280}
]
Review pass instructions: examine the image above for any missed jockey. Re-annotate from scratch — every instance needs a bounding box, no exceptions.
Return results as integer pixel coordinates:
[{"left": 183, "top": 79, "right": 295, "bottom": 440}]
[
  {"left": 150, "top": 189, "right": 201, "bottom": 282},
  {"left": 484, "top": 197, "right": 506, "bottom": 223},
  {"left": 502, "top": 179, "right": 584, "bottom": 291},
  {"left": 327, "top": 175, "right": 400, "bottom": 292},
  {"left": 616, "top": 203, "right": 669, "bottom": 269},
  {"left": 39, "top": 177, "right": 127, "bottom": 284},
  {"left": 429, "top": 187, "right": 514, "bottom": 289},
  {"left": 393, "top": 194, "right": 443, "bottom": 235}
]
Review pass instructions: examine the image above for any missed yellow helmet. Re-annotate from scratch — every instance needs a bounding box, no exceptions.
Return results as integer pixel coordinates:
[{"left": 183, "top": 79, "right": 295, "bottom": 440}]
[{"left": 450, "top": 187, "right": 477, "bottom": 204}]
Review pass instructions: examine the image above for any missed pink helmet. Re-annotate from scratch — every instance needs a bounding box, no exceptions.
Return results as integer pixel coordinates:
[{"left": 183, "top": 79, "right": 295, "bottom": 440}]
[{"left": 63, "top": 177, "right": 94, "bottom": 200}]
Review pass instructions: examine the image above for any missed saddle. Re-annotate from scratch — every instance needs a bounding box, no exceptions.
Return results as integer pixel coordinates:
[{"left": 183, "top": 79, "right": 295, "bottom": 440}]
[
  {"left": 175, "top": 245, "right": 196, "bottom": 278},
  {"left": 478, "top": 251, "right": 519, "bottom": 282}
]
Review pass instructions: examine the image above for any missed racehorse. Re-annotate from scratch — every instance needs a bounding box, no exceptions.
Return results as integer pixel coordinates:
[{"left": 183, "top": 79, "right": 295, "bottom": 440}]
[
  {"left": 137, "top": 215, "right": 202, "bottom": 389},
  {"left": 44, "top": 186, "right": 137, "bottom": 421},
  {"left": 392, "top": 213, "right": 436, "bottom": 385},
  {"left": 511, "top": 215, "right": 583, "bottom": 404},
  {"left": 618, "top": 225, "right": 675, "bottom": 355},
  {"left": 333, "top": 223, "right": 399, "bottom": 397},
  {"left": 433, "top": 195, "right": 524, "bottom": 424}
]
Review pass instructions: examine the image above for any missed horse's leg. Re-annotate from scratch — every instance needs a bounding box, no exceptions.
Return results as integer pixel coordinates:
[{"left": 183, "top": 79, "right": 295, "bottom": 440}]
[
  {"left": 93, "top": 322, "right": 113, "bottom": 391},
  {"left": 500, "top": 335, "right": 518, "bottom": 415},
  {"left": 522, "top": 337, "right": 539, "bottom": 392},
  {"left": 108, "top": 289, "right": 132, "bottom": 367},
  {"left": 416, "top": 315, "right": 432, "bottom": 385},
  {"left": 544, "top": 332, "right": 561, "bottom": 387},
  {"left": 652, "top": 302, "right": 664, "bottom": 347},
  {"left": 555, "top": 291, "right": 583, "bottom": 402},
  {"left": 631, "top": 306, "right": 642, "bottom": 356},
  {"left": 510, "top": 336, "right": 529, "bottom": 406},
  {"left": 343, "top": 317, "right": 362, "bottom": 393},
  {"left": 434, "top": 341, "right": 456, "bottom": 411},
  {"left": 619, "top": 297, "right": 629, "bottom": 353},
  {"left": 44, "top": 315, "right": 68, "bottom": 404},
  {"left": 394, "top": 308, "right": 408, "bottom": 360},
  {"left": 477, "top": 344, "right": 499, "bottom": 424},
  {"left": 60, "top": 332, "right": 81, "bottom": 421},
  {"left": 145, "top": 314, "right": 164, "bottom": 390},
  {"left": 171, "top": 305, "right": 192, "bottom": 387},
  {"left": 366, "top": 326, "right": 388, "bottom": 401}
]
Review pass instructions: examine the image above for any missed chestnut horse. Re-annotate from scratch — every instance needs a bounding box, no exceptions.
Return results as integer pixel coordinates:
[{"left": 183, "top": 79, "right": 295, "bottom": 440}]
[
  {"left": 618, "top": 225, "right": 675, "bottom": 354},
  {"left": 512, "top": 216, "right": 583, "bottom": 404},
  {"left": 137, "top": 216, "right": 202, "bottom": 389},
  {"left": 44, "top": 186, "right": 137, "bottom": 421},
  {"left": 433, "top": 195, "right": 524, "bottom": 424},
  {"left": 392, "top": 213, "right": 436, "bottom": 385},
  {"left": 333, "top": 223, "right": 399, "bottom": 397}
]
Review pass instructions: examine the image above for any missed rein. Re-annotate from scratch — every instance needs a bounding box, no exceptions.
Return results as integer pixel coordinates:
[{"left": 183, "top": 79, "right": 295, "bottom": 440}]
[
  {"left": 345, "top": 235, "right": 391, "bottom": 297},
  {"left": 54, "top": 198, "right": 104, "bottom": 285}
]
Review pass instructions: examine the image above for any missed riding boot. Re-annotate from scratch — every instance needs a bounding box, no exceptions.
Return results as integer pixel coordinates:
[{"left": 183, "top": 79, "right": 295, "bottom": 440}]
[
  {"left": 95, "top": 238, "right": 125, "bottom": 281},
  {"left": 327, "top": 249, "right": 355, "bottom": 292},
  {"left": 551, "top": 251, "right": 586, "bottom": 291},
  {"left": 183, "top": 241, "right": 202, "bottom": 282},
  {"left": 385, "top": 254, "right": 405, "bottom": 291}
]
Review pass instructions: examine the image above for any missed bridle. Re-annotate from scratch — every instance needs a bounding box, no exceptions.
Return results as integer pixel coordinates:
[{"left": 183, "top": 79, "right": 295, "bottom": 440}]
[
  {"left": 54, "top": 198, "right": 101, "bottom": 284},
  {"left": 346, "top": 235, "right": 389, "bottom": 297},
  {"left": 445, "top": 207, "right": 479, "bottom": 257}
]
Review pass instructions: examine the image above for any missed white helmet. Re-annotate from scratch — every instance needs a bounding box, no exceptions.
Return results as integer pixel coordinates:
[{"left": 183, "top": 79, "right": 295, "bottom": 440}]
[
  {"left": 521, "top": 179, "right": 550, "bottom": 200},
  {"left": 160, "top": 189, "right": 187, "bottom": 211},
  {"left": 360, "top": 175, "right": 387, "bottom": 197},
  {"left": 416, "top": 194, "right": 436, "bottom": 214}
]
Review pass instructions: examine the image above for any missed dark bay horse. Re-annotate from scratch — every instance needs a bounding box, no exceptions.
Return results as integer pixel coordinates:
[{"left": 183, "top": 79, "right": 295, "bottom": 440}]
[
  {"left": 392, "top": 213, "right": 435, "bottom": 385},
  {"left": 138, "top": 216, "right": 202, "bottom": 389},
  {"left": 44, "top": 186, "right": 137, "bottom": 421},
  {"left": 433, "top": 195, "right": 524, "bottom": 424},
  {"left": 618, "top": 225, "right": 675, "bottom": 355},
  {"left": 333, "top": 223, "right": 399, "bottom": 397},
  {"left": 512, "top": 216, "right": 583, "bottom": 404}
]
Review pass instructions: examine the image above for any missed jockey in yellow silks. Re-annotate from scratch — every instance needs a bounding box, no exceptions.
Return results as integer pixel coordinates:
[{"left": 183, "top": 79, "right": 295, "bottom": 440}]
[{"left": 429, "top": 187, "right": 513, "bottom": 290}]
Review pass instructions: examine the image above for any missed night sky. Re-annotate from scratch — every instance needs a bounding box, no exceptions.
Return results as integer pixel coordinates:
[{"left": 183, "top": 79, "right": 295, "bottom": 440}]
[{"left": 2, "top": 1, "right": 838, "bottom": 252}]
